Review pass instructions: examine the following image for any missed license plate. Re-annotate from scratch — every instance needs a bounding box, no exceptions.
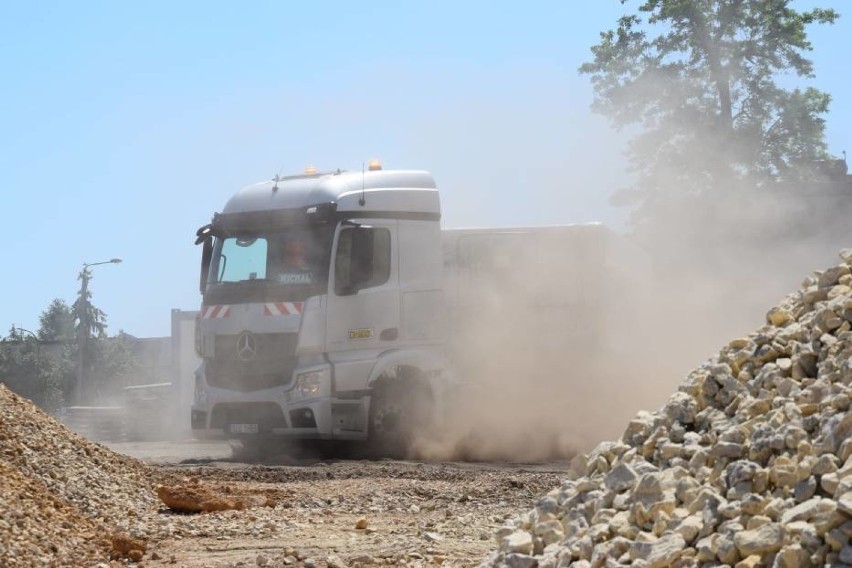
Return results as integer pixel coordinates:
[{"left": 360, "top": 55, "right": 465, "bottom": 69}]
[{"left": 229, "top": 423, "right": 258, "bottom": 434}]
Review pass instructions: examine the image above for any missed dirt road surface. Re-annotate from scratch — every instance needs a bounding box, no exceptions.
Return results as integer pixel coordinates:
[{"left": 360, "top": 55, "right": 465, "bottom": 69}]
[{"left": 105, "top": 441, "right": 569, "bottom": 568}]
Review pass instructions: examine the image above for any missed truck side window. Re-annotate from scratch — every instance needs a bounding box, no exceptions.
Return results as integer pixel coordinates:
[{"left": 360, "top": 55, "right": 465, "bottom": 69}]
[{"left": 335, "top": 227, "right": 391, "bottom": 295}]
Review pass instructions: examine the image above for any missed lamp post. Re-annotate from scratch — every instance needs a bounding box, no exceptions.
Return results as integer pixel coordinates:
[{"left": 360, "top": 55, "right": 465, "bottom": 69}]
[
  {"left": 76, "top": 258, "right": 122, "bottom": 404},
  {"left": 15, "top": 326, "right": 39, "bottom": 401}
]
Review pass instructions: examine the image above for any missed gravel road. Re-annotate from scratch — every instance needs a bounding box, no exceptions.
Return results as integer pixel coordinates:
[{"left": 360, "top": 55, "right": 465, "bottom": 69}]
[{"left": 105, "top": 440, "right": 571, "bottom": 567}]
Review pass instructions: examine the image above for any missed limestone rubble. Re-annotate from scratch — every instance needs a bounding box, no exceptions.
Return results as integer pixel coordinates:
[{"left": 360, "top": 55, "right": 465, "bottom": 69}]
[{"left": 485, "top": 250, "right": 852, "bottom": 568}]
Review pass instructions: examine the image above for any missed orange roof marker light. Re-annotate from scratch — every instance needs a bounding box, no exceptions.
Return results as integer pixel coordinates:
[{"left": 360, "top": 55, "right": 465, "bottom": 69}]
[
  {"left": 368, "top": 159, "right": 382, "bottom": 171},
  {"left": 304, "top": 165, "right": 318, "bottom": 175}
]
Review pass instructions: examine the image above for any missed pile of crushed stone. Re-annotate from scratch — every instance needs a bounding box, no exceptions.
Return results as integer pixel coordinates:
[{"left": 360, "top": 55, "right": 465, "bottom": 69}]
[
  {"left": 0, "top": 384, "right": 297, "bottom": 566},
  {"left": 0, "top": 460, "right": 106, "bottom": 566},
  {"left": 485, "top": 251, "right": 852, "bottom": 568},
  {"left": 0, "top": 385, "right": 163, "bottom": 565}
]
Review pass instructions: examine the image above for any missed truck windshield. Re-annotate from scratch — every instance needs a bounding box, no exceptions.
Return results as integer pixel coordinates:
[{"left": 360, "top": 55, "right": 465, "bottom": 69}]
[{"left": 205, "top": 227, "right": 333, "bottom": 303}]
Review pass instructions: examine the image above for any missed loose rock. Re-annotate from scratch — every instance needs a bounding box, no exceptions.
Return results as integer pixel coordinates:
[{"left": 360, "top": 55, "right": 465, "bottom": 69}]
[{"left": 483, "top": 251, "right": 852, "bottom": 567}]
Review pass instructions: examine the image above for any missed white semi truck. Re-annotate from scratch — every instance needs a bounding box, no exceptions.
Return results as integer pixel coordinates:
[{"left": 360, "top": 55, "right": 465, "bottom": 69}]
[{"left": 191, "top": 164, "right": 644, "bottom": 454}]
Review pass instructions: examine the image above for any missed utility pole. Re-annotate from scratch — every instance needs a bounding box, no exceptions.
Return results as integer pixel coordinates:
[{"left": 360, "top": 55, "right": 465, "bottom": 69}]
[{"left": 75, "top": 258, "right": 122, "bottom": 404}]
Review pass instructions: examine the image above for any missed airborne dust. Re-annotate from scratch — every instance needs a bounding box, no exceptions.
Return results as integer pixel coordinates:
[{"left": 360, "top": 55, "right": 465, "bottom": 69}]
[{"left": 412, "top": 165, "right": 852, "bottom": 463}]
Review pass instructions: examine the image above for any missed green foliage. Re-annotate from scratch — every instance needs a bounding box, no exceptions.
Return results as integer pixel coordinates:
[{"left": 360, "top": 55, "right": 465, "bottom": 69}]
[
  {"left": 0, "top": 297, "right": 138, "bottom": 411},
  {"left": 580, "top": 1, "right": 839, "bottom": 217},
  {"left": 39, "top": 345, "right": 77, "bottom": 412},
  {"left": 85, "top": 332, "right": 139, "bottom": 401},
  {"left": 73, "top": 267, "right": 108, "bottom": 340},
  {"left": 38, "top": 299, "right": 75, "bottom": 342},
  {"left": 0, "top": 329, "right": 42, "bottom": 404}
]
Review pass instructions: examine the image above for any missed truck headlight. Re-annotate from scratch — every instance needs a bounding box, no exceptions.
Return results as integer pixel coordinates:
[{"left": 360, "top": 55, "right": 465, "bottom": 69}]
[{"left": 297, "top": 370, "right": 324, "bottom": 397}]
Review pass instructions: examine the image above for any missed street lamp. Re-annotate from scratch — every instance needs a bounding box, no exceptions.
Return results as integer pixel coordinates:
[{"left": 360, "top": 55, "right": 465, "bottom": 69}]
[
  {"left": 85, "top": 258, "right": 123, "bottom": 269},
  {"left": 76, "top": 258, "right": 122, "bottom": 404}
]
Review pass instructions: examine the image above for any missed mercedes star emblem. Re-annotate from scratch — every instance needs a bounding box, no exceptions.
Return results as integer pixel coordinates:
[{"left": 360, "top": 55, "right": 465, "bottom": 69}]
[{"left": 236, "top": 331, "right": 257, "bottom": 361}]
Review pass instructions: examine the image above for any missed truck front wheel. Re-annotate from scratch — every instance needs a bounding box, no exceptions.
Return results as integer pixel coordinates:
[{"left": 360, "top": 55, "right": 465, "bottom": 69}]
[{"left": 368, "top": 372, "right": 433, "bottom": 458}]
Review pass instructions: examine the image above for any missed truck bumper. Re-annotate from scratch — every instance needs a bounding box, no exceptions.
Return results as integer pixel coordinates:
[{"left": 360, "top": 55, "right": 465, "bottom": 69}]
[
  {"left": 191, "top": 393, "right": 335, "bottom": 440},
  {"left": 191, "top": 363, "right": 369, "bottom": 441}
]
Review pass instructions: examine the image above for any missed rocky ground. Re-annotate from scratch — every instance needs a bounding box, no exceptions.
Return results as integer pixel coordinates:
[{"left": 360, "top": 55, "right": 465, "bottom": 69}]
[
  {"left": 485, "top": 252, "right": 852, "bottom": 567},
  {"left": 138, "top": 456, "right": 566, "bottom": 567},
  {"left": 0, "top": 388, "right": 568, "bottom": 567},
  {"left": 0, "top": 386, "right": 165, "bottom": 566}
]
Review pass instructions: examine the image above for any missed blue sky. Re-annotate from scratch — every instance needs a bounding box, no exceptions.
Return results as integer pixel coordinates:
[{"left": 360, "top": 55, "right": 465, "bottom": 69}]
[{"left": 2, "top": 1, "right": 850, "bottom": 338}]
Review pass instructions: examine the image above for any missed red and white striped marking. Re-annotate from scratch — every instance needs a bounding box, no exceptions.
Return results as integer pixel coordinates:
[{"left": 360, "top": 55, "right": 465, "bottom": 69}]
[
  {"left": 202, "top": 305, "right": 231, "bottom": 319},
  {"left": 264, "top": 302, "right": 304, "bottom": 316}
]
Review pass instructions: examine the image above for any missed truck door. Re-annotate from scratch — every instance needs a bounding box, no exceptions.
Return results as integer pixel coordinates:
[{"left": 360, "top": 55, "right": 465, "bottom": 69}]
[{"left": 325, "top": 220, "right": 400, "bottom": 394}]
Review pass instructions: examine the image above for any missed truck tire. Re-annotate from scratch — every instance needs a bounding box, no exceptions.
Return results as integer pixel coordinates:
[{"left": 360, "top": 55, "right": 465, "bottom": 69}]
[{"left": 368, "top": 371, "right": 433, "bottom": 459}]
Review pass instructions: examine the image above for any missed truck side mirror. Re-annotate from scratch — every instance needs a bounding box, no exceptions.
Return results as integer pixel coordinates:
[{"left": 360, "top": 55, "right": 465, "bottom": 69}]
[
  {"left": 195, "top": 223, "right": 212, "bottom": 245},
  {"left": 199, "top": 237, "right": 213, "bottom": 293},
  {"left": 195, "top": 224, "right": 214, "bottom": 293}
]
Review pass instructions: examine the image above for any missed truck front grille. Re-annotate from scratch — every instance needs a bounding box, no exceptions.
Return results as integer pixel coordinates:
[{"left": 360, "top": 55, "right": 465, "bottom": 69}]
[{"left": 207, "top": 332, "right": 299, "bottom": 392}]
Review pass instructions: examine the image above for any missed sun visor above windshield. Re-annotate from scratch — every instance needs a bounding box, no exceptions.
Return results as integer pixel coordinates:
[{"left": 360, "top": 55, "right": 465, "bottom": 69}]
[{"left": 211, "top": 202, "right": 338, "bottom": 235}]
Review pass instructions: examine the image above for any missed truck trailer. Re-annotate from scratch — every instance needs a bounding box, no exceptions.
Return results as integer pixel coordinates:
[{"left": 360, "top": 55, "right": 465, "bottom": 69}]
[{"left": 191, "top": 165, "right": 645, "bottom": 455}]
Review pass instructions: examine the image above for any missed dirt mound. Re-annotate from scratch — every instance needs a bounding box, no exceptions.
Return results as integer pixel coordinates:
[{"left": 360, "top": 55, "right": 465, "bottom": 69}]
[
  {"left": 0, "top": 385, "right": 165, "bottom": 565},
  {"left": 0, "top": 460, "right": 108, "bottom": 566},
  {"left": 485, "top": 251, "right": 852, "bottom": 567}
]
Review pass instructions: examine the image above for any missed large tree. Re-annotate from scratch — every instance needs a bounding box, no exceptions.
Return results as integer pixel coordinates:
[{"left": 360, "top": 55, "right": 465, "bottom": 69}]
[{"left": 580, "top": 1, "right": 839, "bottom": 223}]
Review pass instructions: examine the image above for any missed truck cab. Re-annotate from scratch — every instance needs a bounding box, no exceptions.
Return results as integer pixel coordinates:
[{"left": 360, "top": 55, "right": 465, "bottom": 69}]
[{"left": 191, "top": 166, "right": 447, "bottom": 454}]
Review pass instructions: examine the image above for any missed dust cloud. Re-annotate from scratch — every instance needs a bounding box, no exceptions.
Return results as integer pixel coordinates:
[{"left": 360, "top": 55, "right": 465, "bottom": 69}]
[{"left": 413, "top": 168, "right": 852, "bottom": 463}]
